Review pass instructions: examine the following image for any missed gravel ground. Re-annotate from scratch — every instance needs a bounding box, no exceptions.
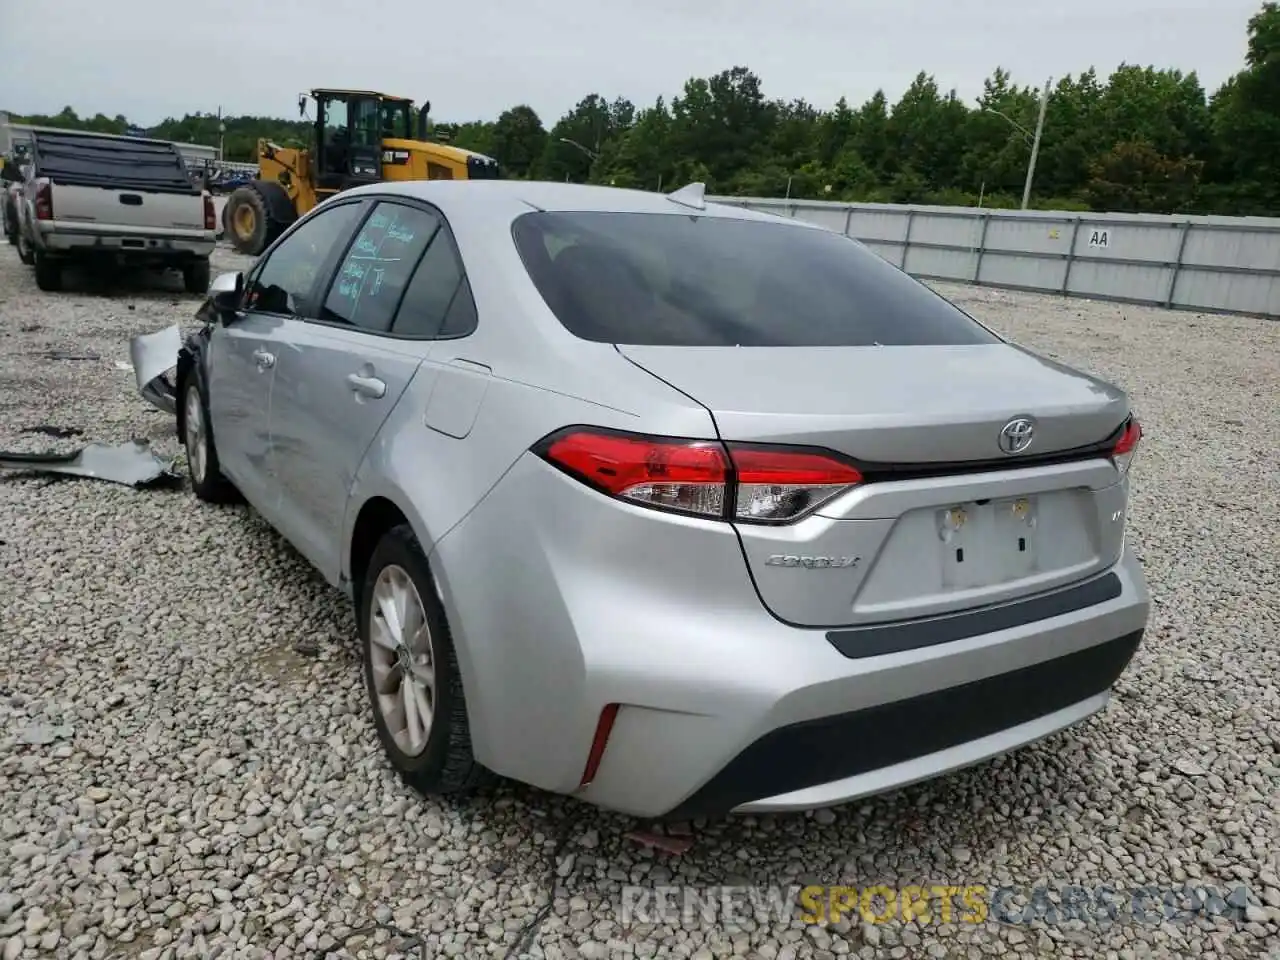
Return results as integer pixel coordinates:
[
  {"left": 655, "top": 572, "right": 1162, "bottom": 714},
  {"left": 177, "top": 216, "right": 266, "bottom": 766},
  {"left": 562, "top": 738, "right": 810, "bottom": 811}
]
[{"left": 1, "top": 244, "right": 1278, "bottom": 960}]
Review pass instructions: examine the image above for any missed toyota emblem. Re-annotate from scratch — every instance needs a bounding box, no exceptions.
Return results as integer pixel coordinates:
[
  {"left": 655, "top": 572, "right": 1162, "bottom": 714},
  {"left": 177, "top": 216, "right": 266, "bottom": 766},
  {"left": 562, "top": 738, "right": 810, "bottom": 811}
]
[{"left": 998, "top": 417, "right": 1036, "bottom": 454}]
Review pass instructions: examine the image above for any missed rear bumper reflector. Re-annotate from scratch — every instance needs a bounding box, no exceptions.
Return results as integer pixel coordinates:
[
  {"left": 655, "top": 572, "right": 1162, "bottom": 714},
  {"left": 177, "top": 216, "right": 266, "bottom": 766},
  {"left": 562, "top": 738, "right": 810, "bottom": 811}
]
[{"left": 579, "top": 703, "right": 620, "bottom": 787}]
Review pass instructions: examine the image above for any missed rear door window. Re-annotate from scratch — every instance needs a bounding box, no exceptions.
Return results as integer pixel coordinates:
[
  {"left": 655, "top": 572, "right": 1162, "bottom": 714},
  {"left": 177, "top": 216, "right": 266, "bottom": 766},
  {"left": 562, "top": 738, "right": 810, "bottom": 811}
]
[
  {"left": 511, "top": 211, "right": 1000, "bottom": 347},
  {"left": 318, "top": 201, "right": 441, "bottom": 332},
  {"left": 389, "top": 227, "right": 474, "bottom": 339}
]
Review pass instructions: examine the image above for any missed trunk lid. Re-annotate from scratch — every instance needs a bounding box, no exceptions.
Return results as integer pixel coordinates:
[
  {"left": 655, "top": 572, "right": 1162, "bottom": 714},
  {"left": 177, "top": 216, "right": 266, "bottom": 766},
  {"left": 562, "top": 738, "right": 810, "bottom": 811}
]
[
  {"left": 617, "top": 343, "right": 1128, "bottom": 464},
  {"left": 619, "top": 343, "right": 1132, "bottom": 629}
]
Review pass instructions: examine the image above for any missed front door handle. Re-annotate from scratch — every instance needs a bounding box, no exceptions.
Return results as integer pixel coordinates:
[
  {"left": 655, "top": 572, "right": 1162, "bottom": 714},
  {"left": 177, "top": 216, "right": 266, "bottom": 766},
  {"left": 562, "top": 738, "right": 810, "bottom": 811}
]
[
  {"left": 253, "top": 349, "right": 275, "bottom": 370},
  {"left": 347, "top": 373, "right": 386, "bottom": 399}
]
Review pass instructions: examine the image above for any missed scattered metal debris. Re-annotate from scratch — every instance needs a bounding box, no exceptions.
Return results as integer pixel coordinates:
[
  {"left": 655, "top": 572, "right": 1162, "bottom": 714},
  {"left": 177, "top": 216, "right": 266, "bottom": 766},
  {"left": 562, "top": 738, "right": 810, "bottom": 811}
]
[
  {"left": 0, "top": 439, "right": 179, "bottom": 488},
  {"left": 129, "top": 324, "right": 182, "bottom": 415},
  {"left": 19, "top": 425, "right": 83, "bottom": 439},
  {"left": 44, "top": 349, "right": 101, "bottom": 361},
  {"left": 625, "top": 828, "right": 695, "bottom": 854}
]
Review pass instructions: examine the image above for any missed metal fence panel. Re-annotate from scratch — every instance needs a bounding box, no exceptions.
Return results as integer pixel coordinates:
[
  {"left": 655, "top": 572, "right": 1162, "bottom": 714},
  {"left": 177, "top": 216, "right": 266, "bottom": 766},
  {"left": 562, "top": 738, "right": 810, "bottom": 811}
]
[
  {"left": 847, "top": 208, "right": 911, "bottom": 243},
  {"left": 1184, "top": 224, "right": 1280, "bottom": 270},
  {"left": 1067, "top": 260, "right": 1173, "bottom": 303},
  {"left": 903, "top": 244, "right": 977, "bottom": 281},
  {"left": 859, "top": 241, "right": 901, "bottom": 265},
  {"left": 979, "top": 252, "right": 1068, "bottom": 291},
  {"left": 907, "top": 211, "right": 982, "bottom": 248},
  {"left": 986, "top": 215, "right": 1076, "bottom": 257},
  {"left": 1179, "top": 270, "right": 1279, "bottom": 316},
  {"left": 707, "top": 196, "right": 1280, "bottom": 319}
]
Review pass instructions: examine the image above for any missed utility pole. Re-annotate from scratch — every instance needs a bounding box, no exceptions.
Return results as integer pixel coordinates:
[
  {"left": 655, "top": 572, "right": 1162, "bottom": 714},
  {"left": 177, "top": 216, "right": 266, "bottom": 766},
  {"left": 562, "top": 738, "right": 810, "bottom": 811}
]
[
  {"left": 217, "top": 105, "right": 225, "bottom": 163},
  {"left": 1021, "top": 78, "right": 1050, "bottom": 210}
]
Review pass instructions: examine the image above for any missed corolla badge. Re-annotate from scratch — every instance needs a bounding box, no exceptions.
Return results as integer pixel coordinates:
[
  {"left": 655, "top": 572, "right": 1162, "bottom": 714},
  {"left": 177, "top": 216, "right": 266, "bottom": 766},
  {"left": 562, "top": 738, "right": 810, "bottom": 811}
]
[
  {"left": 998, "top": 416, "right": 1036, "bottom": 455},
  {"left": 765, "top": 555, "right": 860, "bottom": 569}
]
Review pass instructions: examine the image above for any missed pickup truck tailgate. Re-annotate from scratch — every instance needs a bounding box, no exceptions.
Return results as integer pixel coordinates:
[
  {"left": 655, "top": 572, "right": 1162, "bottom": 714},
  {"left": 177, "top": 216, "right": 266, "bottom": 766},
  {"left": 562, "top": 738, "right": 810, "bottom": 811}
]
[{"left": 53, "top": 184, "right": 206, "bottom": 234}]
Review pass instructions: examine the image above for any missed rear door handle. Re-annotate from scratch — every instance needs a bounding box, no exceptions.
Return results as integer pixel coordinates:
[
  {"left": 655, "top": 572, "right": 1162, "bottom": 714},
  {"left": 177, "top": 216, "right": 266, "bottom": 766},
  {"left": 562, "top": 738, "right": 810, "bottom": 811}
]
[
  {"left": 347, "top": 373, "right": 386, "bottom": 399},
  {"left": 253, "top": 349, "right": 274, "bottom": 370}
]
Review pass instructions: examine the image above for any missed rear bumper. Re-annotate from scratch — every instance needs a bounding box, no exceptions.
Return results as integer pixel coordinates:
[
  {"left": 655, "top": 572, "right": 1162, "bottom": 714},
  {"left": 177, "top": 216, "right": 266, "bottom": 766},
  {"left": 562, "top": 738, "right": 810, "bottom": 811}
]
[
  {"left": 36, "top": 223, "right": 214, "bottom": 260},
  {"left": 671, "top": 628, "right": 1141, "bottom": 818},
  {"left": 432, "top": 455, "right": 1150, "bottom": 819}
]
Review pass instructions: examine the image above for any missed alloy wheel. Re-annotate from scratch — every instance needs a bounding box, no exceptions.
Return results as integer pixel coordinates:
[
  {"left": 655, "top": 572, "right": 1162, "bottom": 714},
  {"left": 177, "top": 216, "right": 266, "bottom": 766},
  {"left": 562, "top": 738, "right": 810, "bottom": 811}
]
[{"left": 368, "top": 564, "right": 436, "bottom": 756}]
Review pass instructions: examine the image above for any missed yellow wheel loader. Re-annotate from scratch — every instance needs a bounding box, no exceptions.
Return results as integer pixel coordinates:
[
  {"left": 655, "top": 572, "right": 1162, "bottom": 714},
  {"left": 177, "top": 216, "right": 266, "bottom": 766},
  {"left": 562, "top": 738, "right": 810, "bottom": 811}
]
[{"left": 221, "top": 89, "right": 500, "bottom": 256}]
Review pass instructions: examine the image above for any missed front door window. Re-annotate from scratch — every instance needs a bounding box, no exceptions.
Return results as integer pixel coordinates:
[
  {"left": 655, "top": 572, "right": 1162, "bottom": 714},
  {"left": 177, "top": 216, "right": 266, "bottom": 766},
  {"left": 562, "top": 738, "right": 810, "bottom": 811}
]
[
  {"left": 322, "top": 98, "right": 350, "bottom": 177},
  {"left": 351, "top": 99, "right": 381, "bottom": 150}
]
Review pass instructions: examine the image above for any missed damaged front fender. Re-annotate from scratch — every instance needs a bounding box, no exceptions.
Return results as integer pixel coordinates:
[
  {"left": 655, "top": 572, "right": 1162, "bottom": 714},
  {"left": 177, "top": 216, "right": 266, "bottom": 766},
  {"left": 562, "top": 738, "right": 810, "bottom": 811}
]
[
  {"left": 129, "top": 324, "right": 183, "bottom": 415},
  {"left": 129, "top": 324, "right": 212, "bottom": 434}
]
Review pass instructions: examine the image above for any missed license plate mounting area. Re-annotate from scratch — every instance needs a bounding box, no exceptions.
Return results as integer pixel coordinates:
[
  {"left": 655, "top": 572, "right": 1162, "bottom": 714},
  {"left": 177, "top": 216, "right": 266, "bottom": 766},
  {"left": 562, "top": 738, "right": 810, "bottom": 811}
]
[{"left": 937, "top": 496, "right": 1038, "bottom": 589}]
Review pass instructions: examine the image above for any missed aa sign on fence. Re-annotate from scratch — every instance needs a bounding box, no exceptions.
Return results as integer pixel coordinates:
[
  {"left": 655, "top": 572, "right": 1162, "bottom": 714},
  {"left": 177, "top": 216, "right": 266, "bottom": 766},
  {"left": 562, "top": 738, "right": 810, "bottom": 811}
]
[{"left": 1088, "top": 229, "right": 1110, "bottom": 249}]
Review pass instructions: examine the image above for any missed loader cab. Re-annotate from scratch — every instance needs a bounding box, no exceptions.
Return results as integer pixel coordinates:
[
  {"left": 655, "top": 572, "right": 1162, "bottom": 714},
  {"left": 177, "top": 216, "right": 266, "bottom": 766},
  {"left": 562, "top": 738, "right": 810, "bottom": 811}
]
[{"left": 312, "top": 89, "right": 413, "bottom": 192}]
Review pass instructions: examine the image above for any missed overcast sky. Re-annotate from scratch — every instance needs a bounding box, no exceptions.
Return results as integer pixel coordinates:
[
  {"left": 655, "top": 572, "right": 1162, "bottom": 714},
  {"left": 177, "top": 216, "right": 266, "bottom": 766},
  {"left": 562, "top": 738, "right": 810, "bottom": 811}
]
[{"left": 0, "top": 0, "right": 1260, "bottom": 126}]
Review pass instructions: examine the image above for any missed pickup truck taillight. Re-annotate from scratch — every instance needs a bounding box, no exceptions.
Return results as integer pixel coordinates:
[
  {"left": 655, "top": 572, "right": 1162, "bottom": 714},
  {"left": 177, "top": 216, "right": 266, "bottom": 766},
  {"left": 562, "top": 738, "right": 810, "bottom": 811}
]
[
  {"left": 34, "top": 182, "right": 53, "bottom": 221},
  {"left": 203, "top": 194, "right": 216, "bottom": 231}
]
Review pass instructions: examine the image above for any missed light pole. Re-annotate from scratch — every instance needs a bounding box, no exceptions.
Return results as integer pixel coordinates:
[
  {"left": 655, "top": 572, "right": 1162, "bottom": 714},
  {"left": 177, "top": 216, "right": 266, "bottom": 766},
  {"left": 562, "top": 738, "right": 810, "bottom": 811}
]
[
  {"left": 559, "top": 137, "right": 598, "bottom": 161},
  {"left": 984, "top": 77, "right": 1051, "bottom": 210},
  {"left": 986, "top": 108, "right": 1034, "bottom": 144},
  {"left": 1021, "top": 78, "right": 1051, "bottom": 210}
]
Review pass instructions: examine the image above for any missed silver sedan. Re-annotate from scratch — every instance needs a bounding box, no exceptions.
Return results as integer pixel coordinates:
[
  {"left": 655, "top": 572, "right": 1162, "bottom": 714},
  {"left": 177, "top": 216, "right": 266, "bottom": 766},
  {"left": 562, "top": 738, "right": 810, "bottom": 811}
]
[{"left": 176, "top": 179, "right": 1149, "bottom": 819}]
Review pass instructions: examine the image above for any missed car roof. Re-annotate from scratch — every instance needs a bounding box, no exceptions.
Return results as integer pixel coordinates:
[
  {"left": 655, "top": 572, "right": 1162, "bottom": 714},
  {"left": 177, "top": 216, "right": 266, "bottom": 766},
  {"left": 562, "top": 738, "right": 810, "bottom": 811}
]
[{"left": 338, "top": 178, "right": 818, "bottom": 229}]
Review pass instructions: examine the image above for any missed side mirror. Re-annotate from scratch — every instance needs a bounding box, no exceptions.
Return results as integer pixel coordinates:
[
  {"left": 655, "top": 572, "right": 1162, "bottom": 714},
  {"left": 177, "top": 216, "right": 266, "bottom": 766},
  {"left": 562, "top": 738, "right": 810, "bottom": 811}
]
[{"left": 209, "top": 270, "right": 244, "bottom": 314}]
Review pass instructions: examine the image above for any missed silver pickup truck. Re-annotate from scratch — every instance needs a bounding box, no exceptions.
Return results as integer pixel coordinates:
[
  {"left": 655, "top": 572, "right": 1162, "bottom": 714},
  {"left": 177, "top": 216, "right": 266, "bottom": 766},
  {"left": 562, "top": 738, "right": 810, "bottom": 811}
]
[{"left": 14, "top": 128, "right": 217, "bottom": 293}]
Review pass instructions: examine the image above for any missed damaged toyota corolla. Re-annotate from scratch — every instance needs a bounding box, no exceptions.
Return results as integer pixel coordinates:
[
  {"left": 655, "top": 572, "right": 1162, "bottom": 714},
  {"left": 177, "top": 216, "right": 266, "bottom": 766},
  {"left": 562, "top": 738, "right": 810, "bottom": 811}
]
[{"left": 156, "top": 179, "right": 1149, "bottom": 819}]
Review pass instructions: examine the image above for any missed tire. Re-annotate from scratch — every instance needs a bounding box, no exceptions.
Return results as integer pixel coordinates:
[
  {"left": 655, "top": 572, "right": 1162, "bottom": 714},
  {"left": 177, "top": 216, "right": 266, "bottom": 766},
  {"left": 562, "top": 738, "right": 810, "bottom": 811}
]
[
  {"left": 359, "top": 524, "right": 493, "bottom": 796},
  {"left": 33, "top": 251, "right": 61, "bottom": 291},
  {"left": 183, "top": 258, "right": 211, "bottom": 294},
  {"left": 180, "top": 367, "right": 238, "bottom": 503},
  {"left": 16, "top": 230, "right": 35, "bottom": 266},
  {"left": 223, "top": 181, "right": 295, "bottom": 256},
  {"left": 3, "top": 202, "right": 15, "bottom": 245}
]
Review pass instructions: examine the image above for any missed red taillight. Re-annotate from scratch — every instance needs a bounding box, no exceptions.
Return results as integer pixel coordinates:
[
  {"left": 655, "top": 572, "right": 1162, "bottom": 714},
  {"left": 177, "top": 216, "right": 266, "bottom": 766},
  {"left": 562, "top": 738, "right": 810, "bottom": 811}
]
[
  {"left": 540, "top": 429, "right": 728, "bottom": 517},
  {"left": 729, "top": 444, "right": 864, "bottom": 522},
  {"left": 536, "top": 427, "right": 863, "bottom": 523},
  {"left": 203, "top": 194, "right": 216, "bottom": 230},
  {"left": 34, "top": 181, "right": 53, "bottom": 221},
  {"left": 1111, "top": 417, "right": 1142, "bottom": 475},
  {"left": 579, "top": 703, "right": 619, "bottom": 787}
]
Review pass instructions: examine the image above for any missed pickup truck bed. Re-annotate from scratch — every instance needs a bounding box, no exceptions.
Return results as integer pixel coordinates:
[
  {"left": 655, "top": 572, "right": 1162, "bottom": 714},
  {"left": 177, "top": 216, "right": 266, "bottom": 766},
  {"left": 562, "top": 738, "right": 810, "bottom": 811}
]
[{"left": 17, "top": 129, "right": 217, "bottom": 293}]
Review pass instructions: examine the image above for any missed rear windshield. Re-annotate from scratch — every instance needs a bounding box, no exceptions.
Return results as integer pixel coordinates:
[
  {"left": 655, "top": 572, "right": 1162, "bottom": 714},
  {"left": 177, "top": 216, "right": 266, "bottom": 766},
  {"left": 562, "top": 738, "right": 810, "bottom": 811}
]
[{"left": 510, "top": 210, "right": 999, "bottom": 347}]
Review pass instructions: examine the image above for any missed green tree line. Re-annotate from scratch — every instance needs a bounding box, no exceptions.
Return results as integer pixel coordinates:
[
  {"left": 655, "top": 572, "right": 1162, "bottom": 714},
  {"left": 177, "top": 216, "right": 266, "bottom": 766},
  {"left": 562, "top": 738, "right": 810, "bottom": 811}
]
[{"left": 9, "top": 2, "right": 1280, "bottom": 215}]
